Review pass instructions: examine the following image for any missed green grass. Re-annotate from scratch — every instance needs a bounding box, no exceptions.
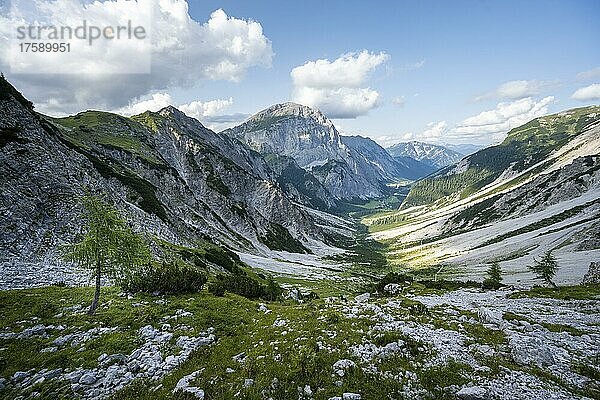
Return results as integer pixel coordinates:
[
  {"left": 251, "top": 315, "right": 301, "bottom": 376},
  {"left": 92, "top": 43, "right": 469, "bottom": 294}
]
[
  {"left": 417, "top": 359, "right": 472, "bottom": 398},
  {"left": 0, "top": 285, "right": 470, "bottom": 400},
  {"left": 322, "top": 228, "right": 390, "bottom": 278},
  {"left": 53, "top": 111, "right": 165, "bottom": 167},
  {"left": 2, "top": 281, "right": 595, "bottom": 399}
]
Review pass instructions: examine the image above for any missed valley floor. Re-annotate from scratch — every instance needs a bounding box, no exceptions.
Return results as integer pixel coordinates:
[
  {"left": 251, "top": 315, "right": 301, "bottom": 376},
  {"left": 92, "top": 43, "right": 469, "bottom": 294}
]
[{"left": 1, "top": 284, "right": 599, "bottom": 400}]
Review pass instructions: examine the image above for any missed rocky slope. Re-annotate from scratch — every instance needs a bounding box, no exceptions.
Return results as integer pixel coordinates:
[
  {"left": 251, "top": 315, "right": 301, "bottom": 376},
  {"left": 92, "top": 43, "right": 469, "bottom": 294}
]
[
  {"left": 368, "top": 106, "right": 600, "bottom": 283},
  {"left": 2, "top": 284, "right": 599, "bottom": 400},
  {"left": 0, "top": 78, "right": 351, "bottom": 278},
  {"left": 263, "top": 153, "right": 337, "bottom": 211},
  {"left": 386, "top": 141, "right": 463, "bottom": 169},
  {"left": 403, "top": 106, "right": 600, "bottom": 207},
  {"left": 223, "top": 103, "right": 416, "bottom": 199}
]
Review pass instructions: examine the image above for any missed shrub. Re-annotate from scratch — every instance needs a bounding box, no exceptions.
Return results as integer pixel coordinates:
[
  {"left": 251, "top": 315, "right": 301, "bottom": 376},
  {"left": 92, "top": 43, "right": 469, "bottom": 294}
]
[
  {"left": 121, "top": 259, "right": 207, "bottom": 295},
  {"left": 375, "top": 272, "right": 414, "bottom": 293},
  {"left": 204, "top": 246, "right": 244, "bottom": 274},
  {"left": 208, "top": 280, "right": 226, "bottom": 297},
  {"left": 208, "top": 273, "right": 283, "bottom": 301},
  {"left": 528, "top": 250, "right": 559, "bottom": 288},
  {"left": 263, "top": 276, "right": 283, "bottom": 301}
]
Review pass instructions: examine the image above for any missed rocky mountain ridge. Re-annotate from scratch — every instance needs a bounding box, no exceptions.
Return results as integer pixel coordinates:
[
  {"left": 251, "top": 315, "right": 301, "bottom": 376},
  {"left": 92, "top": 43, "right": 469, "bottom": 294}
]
[
  {"left": 224, "top": 103, "right": 424, "bottom": 199},
  {"left": 0, "top": 78, "right": 352, "bottom": 276},
  {"left": 368, "top": 106, "right": 600, "bottom": 284},
  {"left": 386, "top": 141, "right": 464, "bottom": 168}
]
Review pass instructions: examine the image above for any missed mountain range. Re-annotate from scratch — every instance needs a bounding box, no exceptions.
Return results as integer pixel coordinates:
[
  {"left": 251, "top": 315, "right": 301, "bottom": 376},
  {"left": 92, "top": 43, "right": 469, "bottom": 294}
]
[
  {"left": 0, "top": 79, "right": 434, "bottom": 272},
  {"left": 386, "top": 141, "right": 464, "bottom": 168},
  {"left": 1, "top": 79, "right": 347, "bottom": 272},
  {"left": 2, "top": 76, "right": 598, "bottom": 287},
  {"left": 223, "top": 103, "right": 435, "bottom": 199}
]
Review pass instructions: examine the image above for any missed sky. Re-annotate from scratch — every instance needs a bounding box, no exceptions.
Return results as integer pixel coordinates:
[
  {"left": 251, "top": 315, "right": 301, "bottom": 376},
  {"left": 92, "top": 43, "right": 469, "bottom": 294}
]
[{"left": 1, "top": 0, "right": 599, "bottom": 146}]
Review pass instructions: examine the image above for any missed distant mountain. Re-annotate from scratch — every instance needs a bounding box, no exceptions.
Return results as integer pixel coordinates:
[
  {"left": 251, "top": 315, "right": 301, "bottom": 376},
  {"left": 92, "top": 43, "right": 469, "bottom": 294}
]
[
  {"left": 340, "top": 135, "right": 433, "bottom": 181},
  {"left": 392, "top": 155, "right": 437, "bottom": 179},
  {"left": 263, "top": 153, "right": 337, "bottom": 211},
  {"left": 443, "top": 143, "right": 484, "bottom": 155},
  {"left": 224, "top": 103, "right": 416, "bottom": 199},
  {"left": 386, "top": 141, "right": 463, "bottom": 168}
]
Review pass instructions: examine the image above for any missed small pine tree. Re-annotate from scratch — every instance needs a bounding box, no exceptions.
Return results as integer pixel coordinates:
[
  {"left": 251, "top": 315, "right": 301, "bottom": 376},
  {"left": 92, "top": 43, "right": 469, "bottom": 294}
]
[
  {"left": 483, "top": 261, "right": 502, "bottom": 289},
  {"left": 528, "top": 250, "right": 559, "bottom": 288},
  {"left": 264, "top": 276, "right": 283, "bottom": 301},
  {"left": 62, "top": 195, "right": 151, "bottom": 315}
]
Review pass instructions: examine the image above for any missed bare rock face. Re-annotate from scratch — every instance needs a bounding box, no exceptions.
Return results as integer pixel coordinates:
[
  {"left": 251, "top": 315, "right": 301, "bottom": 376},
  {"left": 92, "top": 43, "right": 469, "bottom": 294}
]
[
  {"left": 0, "top": 78, "right": 346, "bottom": 288},
  {"left": 445, "top": 153, "right": 600, "bottom": 233},
  {"left": 223, "top": 103, "right": 412, "bottom": 200},
  {"left": 582, "top": 262, "right": 600, "bottom": 285}
]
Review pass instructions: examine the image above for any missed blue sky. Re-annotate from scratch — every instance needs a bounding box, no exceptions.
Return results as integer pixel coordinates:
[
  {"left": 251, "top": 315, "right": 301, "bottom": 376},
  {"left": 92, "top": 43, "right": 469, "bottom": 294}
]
[
  {"left": 2, "top": 0, "right": 599, "bottom": 146},
  {"left": 182, "top": 0, "right": 600, "bottom": 145}
]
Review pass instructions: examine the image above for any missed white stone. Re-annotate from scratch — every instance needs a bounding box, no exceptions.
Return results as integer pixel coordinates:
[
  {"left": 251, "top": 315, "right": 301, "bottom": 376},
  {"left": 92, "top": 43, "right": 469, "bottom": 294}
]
[
  {"left": 354, "top": 293, "right": 370, "bottom": 303},
  {"left": 456, "top": 386, "right": 487, "bottom": 400},
  {"left": 79, "top": 373, "right": 97, "bottom": 385}
]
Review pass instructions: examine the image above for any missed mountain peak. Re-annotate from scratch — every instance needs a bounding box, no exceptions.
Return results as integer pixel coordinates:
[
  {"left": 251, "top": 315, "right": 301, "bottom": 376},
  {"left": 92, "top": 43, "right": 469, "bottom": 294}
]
[
  {"left": 159, "top": 105, "right": 185, "bottom": 118},
  {"left": 0, "top": 75, "right": 34, "bottom": 111},
  {"left": 387, "top": 141, "right": 463, "bottom": 168},
  {"left": 249, "top": 102, "right": 332, "bottom": 126},
  {"left": 157, "top": 105, "right": 206, "bottom": 128}
]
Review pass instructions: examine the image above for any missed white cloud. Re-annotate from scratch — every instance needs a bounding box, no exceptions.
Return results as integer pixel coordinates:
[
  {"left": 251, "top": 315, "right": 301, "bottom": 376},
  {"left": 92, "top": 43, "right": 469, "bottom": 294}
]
[
  {"left": 291, "top": 51, "right": 388, "bottom": 89},
  {"left": 476, "top": 80, "right": 558, "bottom": 101},
  {"left": 114, "top": 92, "right": 237, "bottom": 130},
  {"left": 571, "top": 84, "right": 600, "bottom": 101},
  {"left": 290, "top": 50, "right": 389, "bottom": 118},
  {"left": 576, "top": 67, "right": 600, "bottom": 81},
  {"left": 0, "top": 1, "right": 273, "bottom": 115},
  {"left": 453, "top": 96, "right": 555, "bottom": 141},
  {"left": 179, "top": 98, "right": 234, "bottom": 120},
  {"left": 115, "top": 93, "right": 174, "bottom": 116},
  {"left": 293, "top": 87, "right": 380, "bottom": 119},
  {"left": 409, "top": 97, "right": 555, "bottom": 144},
  {"left": 421, "top": 121, "right": 448, "bottom": 139}
]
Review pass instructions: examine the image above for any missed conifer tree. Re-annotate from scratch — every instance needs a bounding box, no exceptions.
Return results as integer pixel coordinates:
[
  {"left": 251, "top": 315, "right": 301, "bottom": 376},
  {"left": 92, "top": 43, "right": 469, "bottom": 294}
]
[
  {"left": 483, "top": 261, "right": 502, "bottom": 289},
  {"left": 62, "top": 195, "right": 151, "bottom": 314},
  {"left": 528, "top": 250, "right": 559, "bottom": 288}
]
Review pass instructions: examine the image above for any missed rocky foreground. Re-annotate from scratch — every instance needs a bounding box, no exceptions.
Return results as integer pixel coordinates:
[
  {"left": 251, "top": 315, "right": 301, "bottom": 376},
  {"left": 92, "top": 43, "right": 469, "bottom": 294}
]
[{"left": 0, "top": 283, "right": 598, "bottom": 400}]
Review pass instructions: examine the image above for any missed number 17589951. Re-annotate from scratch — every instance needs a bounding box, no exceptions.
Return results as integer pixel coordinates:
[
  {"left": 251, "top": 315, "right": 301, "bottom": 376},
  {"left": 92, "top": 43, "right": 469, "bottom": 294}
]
[{"left": 19, "top": 42, "right": 71, "bottom": 52}]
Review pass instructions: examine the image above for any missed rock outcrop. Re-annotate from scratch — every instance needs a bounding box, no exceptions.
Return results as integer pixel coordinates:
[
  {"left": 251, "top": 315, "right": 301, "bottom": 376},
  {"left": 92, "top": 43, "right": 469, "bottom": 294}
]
[{"left": 582, "top": 262, "right": 600, "bottom": 285}]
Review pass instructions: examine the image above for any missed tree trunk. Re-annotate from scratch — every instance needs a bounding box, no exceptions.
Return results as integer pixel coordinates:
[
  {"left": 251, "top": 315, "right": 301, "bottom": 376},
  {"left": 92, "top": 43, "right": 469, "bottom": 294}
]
[{"left": 88, "top": 263, "right": 101, "bottom": 315}]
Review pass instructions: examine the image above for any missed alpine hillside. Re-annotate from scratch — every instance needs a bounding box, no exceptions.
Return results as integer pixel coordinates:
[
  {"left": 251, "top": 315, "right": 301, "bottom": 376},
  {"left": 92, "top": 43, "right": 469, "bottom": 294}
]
[
  {"left": 0, "top": 78, "right": 354, "bottom": 288},
  {"left": 366, "top": 105, "right": 600, "bottom": 285}
]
